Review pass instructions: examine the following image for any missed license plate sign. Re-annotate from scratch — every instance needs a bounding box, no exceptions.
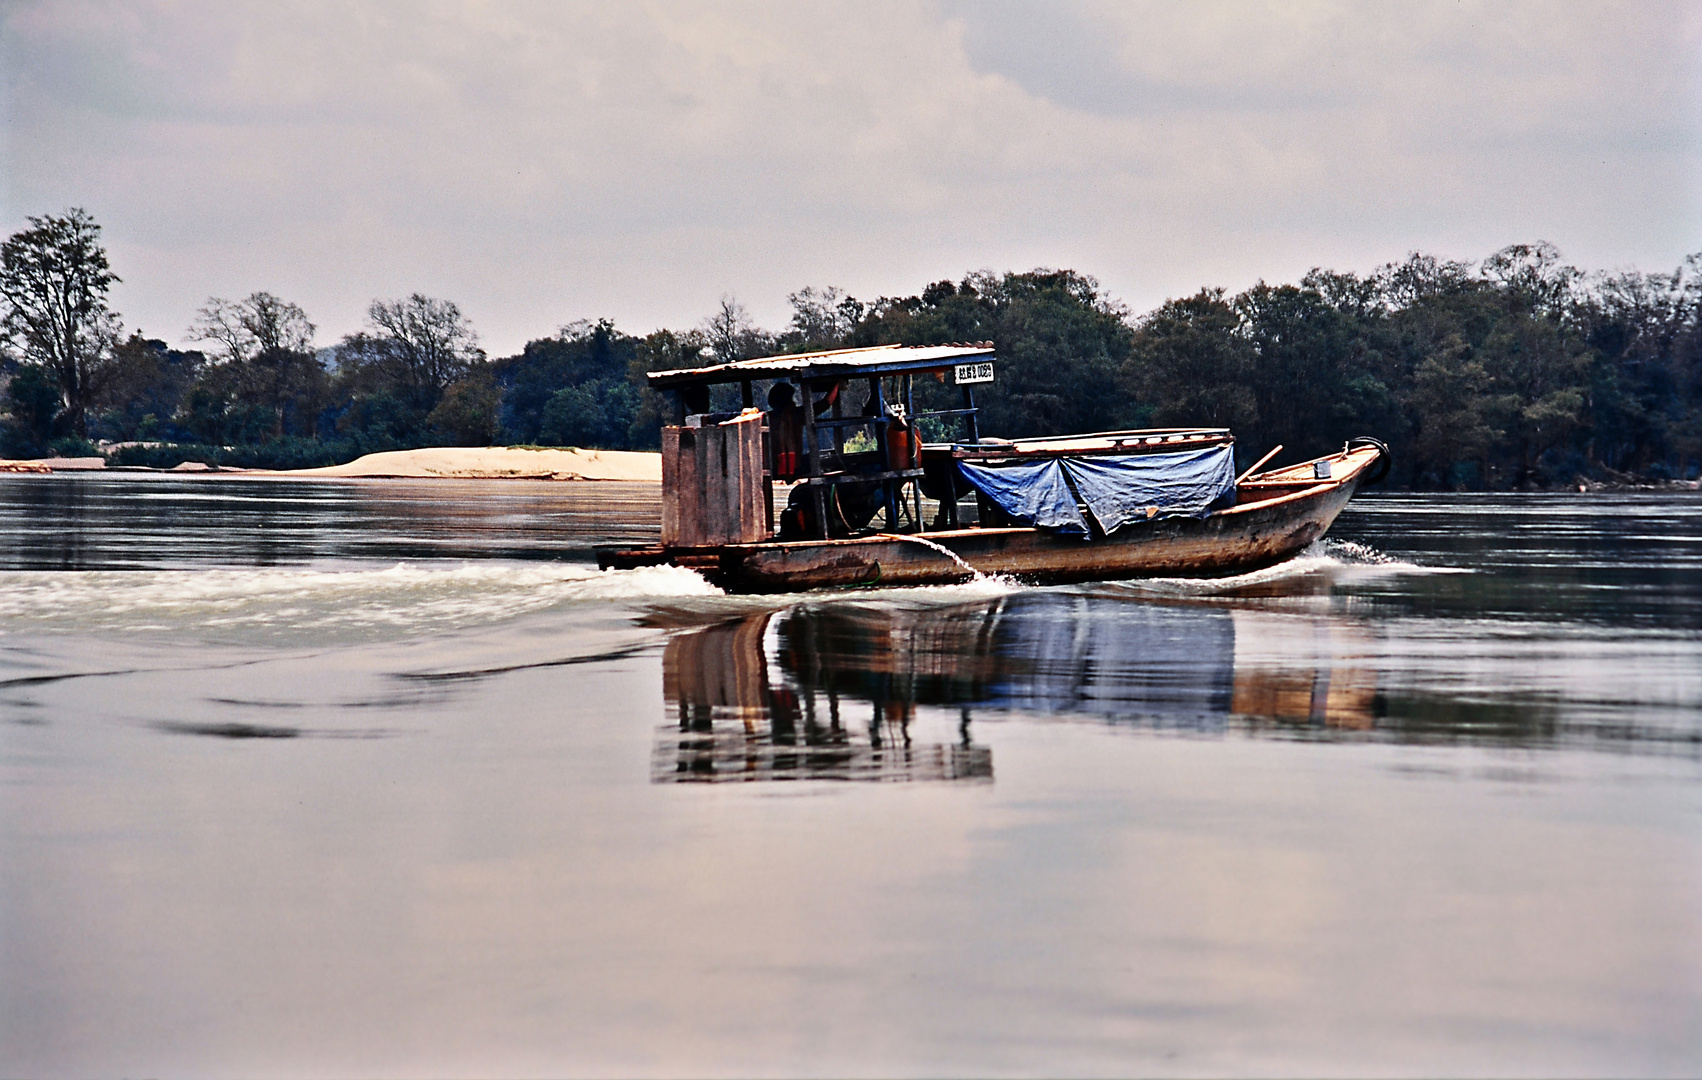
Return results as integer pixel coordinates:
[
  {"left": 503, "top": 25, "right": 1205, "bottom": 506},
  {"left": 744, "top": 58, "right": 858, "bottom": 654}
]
[{"left": 954, "top": 362, "right": 994, "bottom": 384}]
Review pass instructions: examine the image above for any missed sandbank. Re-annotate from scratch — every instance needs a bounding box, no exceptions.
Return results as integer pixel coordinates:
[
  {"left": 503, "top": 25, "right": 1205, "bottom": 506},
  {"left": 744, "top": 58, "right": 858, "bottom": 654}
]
[
  {"left": 1, "top": 446, "right": 662, "bottom": 481},
  {"left": 284, "top": 446, "right": 660, "bottom": 481}
]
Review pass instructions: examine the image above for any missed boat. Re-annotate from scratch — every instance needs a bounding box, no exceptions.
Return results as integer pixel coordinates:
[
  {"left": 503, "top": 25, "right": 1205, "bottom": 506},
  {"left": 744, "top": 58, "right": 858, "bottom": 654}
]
[{"left": 597, "top": 343, "right": 1389, "bottom": 592}]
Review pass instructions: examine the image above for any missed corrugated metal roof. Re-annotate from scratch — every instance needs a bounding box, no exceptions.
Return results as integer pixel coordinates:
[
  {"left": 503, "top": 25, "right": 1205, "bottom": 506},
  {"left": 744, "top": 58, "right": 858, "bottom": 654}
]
[{"left": 647, "top": 343, "right": 995, "bottom": 388}]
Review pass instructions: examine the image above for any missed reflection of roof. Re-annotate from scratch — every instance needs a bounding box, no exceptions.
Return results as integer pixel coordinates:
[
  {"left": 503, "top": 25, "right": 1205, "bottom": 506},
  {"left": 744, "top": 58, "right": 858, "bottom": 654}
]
[{"left": 647, "top": 343, "right": 995, "bottom": 389}]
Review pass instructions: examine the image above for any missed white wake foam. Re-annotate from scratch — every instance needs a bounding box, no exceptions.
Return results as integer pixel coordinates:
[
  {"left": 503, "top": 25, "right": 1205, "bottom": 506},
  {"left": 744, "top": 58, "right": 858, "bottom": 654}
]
[
  {"left": 0, "top": 561, "right": 721, "bottom": 638},
  {"left": 1099, "top": 538, "right": 1467, "bottom": 598}
]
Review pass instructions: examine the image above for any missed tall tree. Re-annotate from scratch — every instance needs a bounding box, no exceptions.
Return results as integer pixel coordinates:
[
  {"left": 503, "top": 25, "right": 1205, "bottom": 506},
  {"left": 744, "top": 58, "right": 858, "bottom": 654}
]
[
  {"left": 426, "top": 366, "right": 503, "bottom": 445},
  {"left": 1404, "top": 333, "right": 1504, "bottom": 485},
  {"left": 783, "top": 286, "right": 862, "bottom": 351},
  {"left": 1124, "top": 288, "right": 1258, "bottom": 437},
  {"left": 189, "top": 292, "right": 321, "bottom": 438},
  {"left": 488, "top": 319, "right": 646, "bottom": 448},
  {"left": 701, "top": 296, "right": 769, "bottom": 364},
  {"left": 1575, "top": 256, "right": 1701, "bottom": 476},
  {"left": 0, "top": 209, "right": 121, "bottom": 437},
  {"left": 343, "top": 294, "right": 484, "bottom": 416},
  {"left": 94, "top": 334, "right": 204, "bottom": 442},
  {"left": 1235, "top": 281, "right": 1397, "bottom": 462},
  {"left": 985, "top": 271, "right": 1136, "bottom": 438},
  {"left": 625, "top": 327, "right": 710, "bottom": 448},
  {"left": 859, "top": 270, "right": 1133, "bottom": 439},
  {"left": 1479, "top": 309, "right": 1588, "bottom": 487}
]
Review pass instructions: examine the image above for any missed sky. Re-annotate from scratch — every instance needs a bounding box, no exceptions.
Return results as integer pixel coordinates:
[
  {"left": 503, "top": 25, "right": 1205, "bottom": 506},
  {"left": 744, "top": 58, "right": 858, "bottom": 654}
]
[{"left": 2, "top": 0, "right": 1699, "bottom": 359}]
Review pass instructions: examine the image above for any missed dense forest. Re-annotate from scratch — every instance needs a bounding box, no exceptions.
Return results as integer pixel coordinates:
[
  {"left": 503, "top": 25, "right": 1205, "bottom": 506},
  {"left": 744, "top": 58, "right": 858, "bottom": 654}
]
[{"left": 3, "top": 209, "right": 1698, "bottom": 487}]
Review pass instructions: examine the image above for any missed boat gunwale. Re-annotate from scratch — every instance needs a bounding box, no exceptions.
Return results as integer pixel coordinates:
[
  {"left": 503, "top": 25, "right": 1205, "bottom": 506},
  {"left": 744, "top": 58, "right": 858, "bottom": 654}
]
[{"left": 710, "top": 445, "right": 1379, "bottom": 556}]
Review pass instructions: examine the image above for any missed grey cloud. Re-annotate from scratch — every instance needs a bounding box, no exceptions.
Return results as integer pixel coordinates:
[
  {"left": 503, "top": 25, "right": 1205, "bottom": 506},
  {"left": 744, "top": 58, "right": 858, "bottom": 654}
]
[{"left": 945, "top": 0, "right": 1357, "bottom": 116}]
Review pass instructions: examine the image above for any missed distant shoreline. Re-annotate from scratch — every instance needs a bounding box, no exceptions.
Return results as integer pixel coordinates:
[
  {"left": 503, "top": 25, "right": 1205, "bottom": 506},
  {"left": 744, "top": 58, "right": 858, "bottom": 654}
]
[
  {"left": 0, "top": 446, "right": 662, "bottom": 482},
  {"left": 3, "top": 448, "right": 1695, "bottom": 492}
]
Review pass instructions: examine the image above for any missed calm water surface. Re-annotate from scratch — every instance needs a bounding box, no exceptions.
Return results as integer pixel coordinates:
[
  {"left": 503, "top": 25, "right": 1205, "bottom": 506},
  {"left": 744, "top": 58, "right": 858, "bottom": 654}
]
[{"left": 1, "top": 475, "right": 1699, "bottom": 1077}]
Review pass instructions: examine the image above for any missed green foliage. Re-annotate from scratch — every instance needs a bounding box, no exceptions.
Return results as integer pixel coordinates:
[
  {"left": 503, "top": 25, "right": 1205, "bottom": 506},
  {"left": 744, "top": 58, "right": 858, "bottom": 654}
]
[
  {"left": 330, "top": 390, "right": 424, "bottom": 450},
  {"left": 426, "top": 365, "right": 503, "bottom": 445},
  {"left": 1572, "top": 255, "right": 1702, "bottom": 478},
  {"left": 107, "top": 437, "right": 367, "bottom": 471},
  {"left": 48, "top": 435, "right": 101, "bottom": 457},
  {"left": 781, "top": 287, "right": 863, "bottom": 352},
  {"left": 492, "top": 320, "right": 651, "bottom": 449},
  {"left": 1126, "top": 289, "right": 1257, "bottom": 433},
  {"left": 106, "top": 443, "right": 218, "bottom": 468},
  {"left": 177, "top": 361, "right": 277, "bottom": 446},
  {"left": 325, "top": 293, "right": 484, "bottom": 447},
  {"left": 624, "top": 328, "right": 708, "bottom": 449},
  {"left": 3, "top": 361, "right": 63, "bottom": 453},
  {"left": 846, "top": 270, "right": 1138, "bottom": 439},
  {"left": 4, "top": 210, "right": 1695, "bottom": 488},
  {"left": 1126, "top": 247, "right": 1698, "bottom": 486},
  {"left": 91, "top": 335, "right": 204, "bottom": 442},
  {"left": 0, "top": 209, "right": 121, "bottom": 437},
  {"left": 349, "top": 294, "right": 483, "bottom": 414},
  {"left": 539, "top": 381, "right": 639, "bottom": 449},
  {"left": 189, "top": 292, "right": 322, "bottom": 439},
  {"left": 1405, "top": 335, "right": 1502, "bottom": 479}
]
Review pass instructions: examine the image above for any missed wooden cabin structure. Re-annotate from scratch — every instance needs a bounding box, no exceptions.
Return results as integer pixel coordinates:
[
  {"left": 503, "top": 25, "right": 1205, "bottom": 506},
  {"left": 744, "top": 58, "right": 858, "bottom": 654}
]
[{"left": 647, "top": 343, "right": 1000, "bottom": 545}]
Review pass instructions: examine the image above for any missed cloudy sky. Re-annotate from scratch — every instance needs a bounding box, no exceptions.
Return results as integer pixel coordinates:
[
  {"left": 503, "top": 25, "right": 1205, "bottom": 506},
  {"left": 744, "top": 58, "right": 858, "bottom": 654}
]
[{"left": 3, "top": 1, "right": 1698, "bottom": 357}]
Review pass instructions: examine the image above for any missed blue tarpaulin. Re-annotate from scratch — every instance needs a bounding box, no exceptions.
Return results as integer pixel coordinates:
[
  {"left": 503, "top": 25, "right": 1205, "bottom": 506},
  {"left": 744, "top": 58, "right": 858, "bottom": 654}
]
[
  {"left": 956, "top": 444, "right": 1236, "bottom": 536},
  {"left": 954, "top": 458, "right": 1087, "bottom": 534},
  {"left": 1062, "top": 444, "right": 1237, "bottom": 532}
]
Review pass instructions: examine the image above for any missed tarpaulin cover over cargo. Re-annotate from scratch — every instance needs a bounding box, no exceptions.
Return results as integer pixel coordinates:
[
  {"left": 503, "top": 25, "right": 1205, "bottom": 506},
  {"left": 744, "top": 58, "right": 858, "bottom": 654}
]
[{"left": 955, "top": 443, "right": 1238, "bottom": 535}]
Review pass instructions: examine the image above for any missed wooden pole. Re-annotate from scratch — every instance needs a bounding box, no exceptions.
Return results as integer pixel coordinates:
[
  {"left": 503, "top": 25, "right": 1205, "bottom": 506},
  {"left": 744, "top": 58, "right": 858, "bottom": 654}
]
[
  {"left": 904, "top": 374, "right": 922, "bottom": 531},
  {"left": 876, "top": 376, "right": 898, "bottom": 531},
  {"left": 1236, "top": 444, "right": 1284, "bottom": 484},
  {"left": 831, "top": 381, "right": 844, "bottom": 460}
]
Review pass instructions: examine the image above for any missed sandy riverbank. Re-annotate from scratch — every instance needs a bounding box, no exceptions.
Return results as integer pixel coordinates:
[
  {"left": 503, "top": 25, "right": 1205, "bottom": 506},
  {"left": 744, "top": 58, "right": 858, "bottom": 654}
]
[
  {"left": 284, "top": 446, "right": 660, "bottom": 480},
  {"left": 0, "top": 446, "right": 662, "bottom": 481}
]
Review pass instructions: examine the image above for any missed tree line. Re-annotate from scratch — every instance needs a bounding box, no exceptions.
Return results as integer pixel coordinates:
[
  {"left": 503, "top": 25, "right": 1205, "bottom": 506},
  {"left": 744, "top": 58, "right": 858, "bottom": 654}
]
[{"left": 2, "top": 208, "right": 1698, "bottom": 486}]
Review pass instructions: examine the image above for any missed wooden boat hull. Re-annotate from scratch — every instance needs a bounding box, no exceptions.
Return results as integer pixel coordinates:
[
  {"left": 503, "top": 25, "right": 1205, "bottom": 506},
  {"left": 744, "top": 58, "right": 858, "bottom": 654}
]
[{"left": 602, "top": 444, "right": 1383, "bottom": 593}]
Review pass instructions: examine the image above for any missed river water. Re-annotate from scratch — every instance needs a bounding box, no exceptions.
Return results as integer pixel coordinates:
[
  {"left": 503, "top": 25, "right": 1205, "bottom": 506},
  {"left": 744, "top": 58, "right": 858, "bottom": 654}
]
[{"left": 1, "top": 476, "right": 1698, "bottom": 1077}]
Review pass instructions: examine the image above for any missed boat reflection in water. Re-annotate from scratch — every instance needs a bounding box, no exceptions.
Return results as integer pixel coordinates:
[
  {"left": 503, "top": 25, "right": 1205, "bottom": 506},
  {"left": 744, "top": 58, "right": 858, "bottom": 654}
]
[
  {"left": 655, "top": 591, "right": 1384, "bottom": 783},
  {"left": 657, "top": 609, "right": 995, "bottom": 783}
]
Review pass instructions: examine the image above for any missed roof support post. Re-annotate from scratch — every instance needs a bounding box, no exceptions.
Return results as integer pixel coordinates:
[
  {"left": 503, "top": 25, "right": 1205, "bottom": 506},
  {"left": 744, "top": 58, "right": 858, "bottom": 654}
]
[
  {"left": 802, "top": 379, "right": 828, "bottom": 540},
  {"left": 875, "top": 376, "right": 899, "bottom": 532},
  {"left": 831, "top": 382, "right": 844, "bottom": 458},
  {"left": 945, "top": 384, "right": 978, "bottom": 529},
  {"left": 904, "top": 374, "right": 923, "bottom": 531}
]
